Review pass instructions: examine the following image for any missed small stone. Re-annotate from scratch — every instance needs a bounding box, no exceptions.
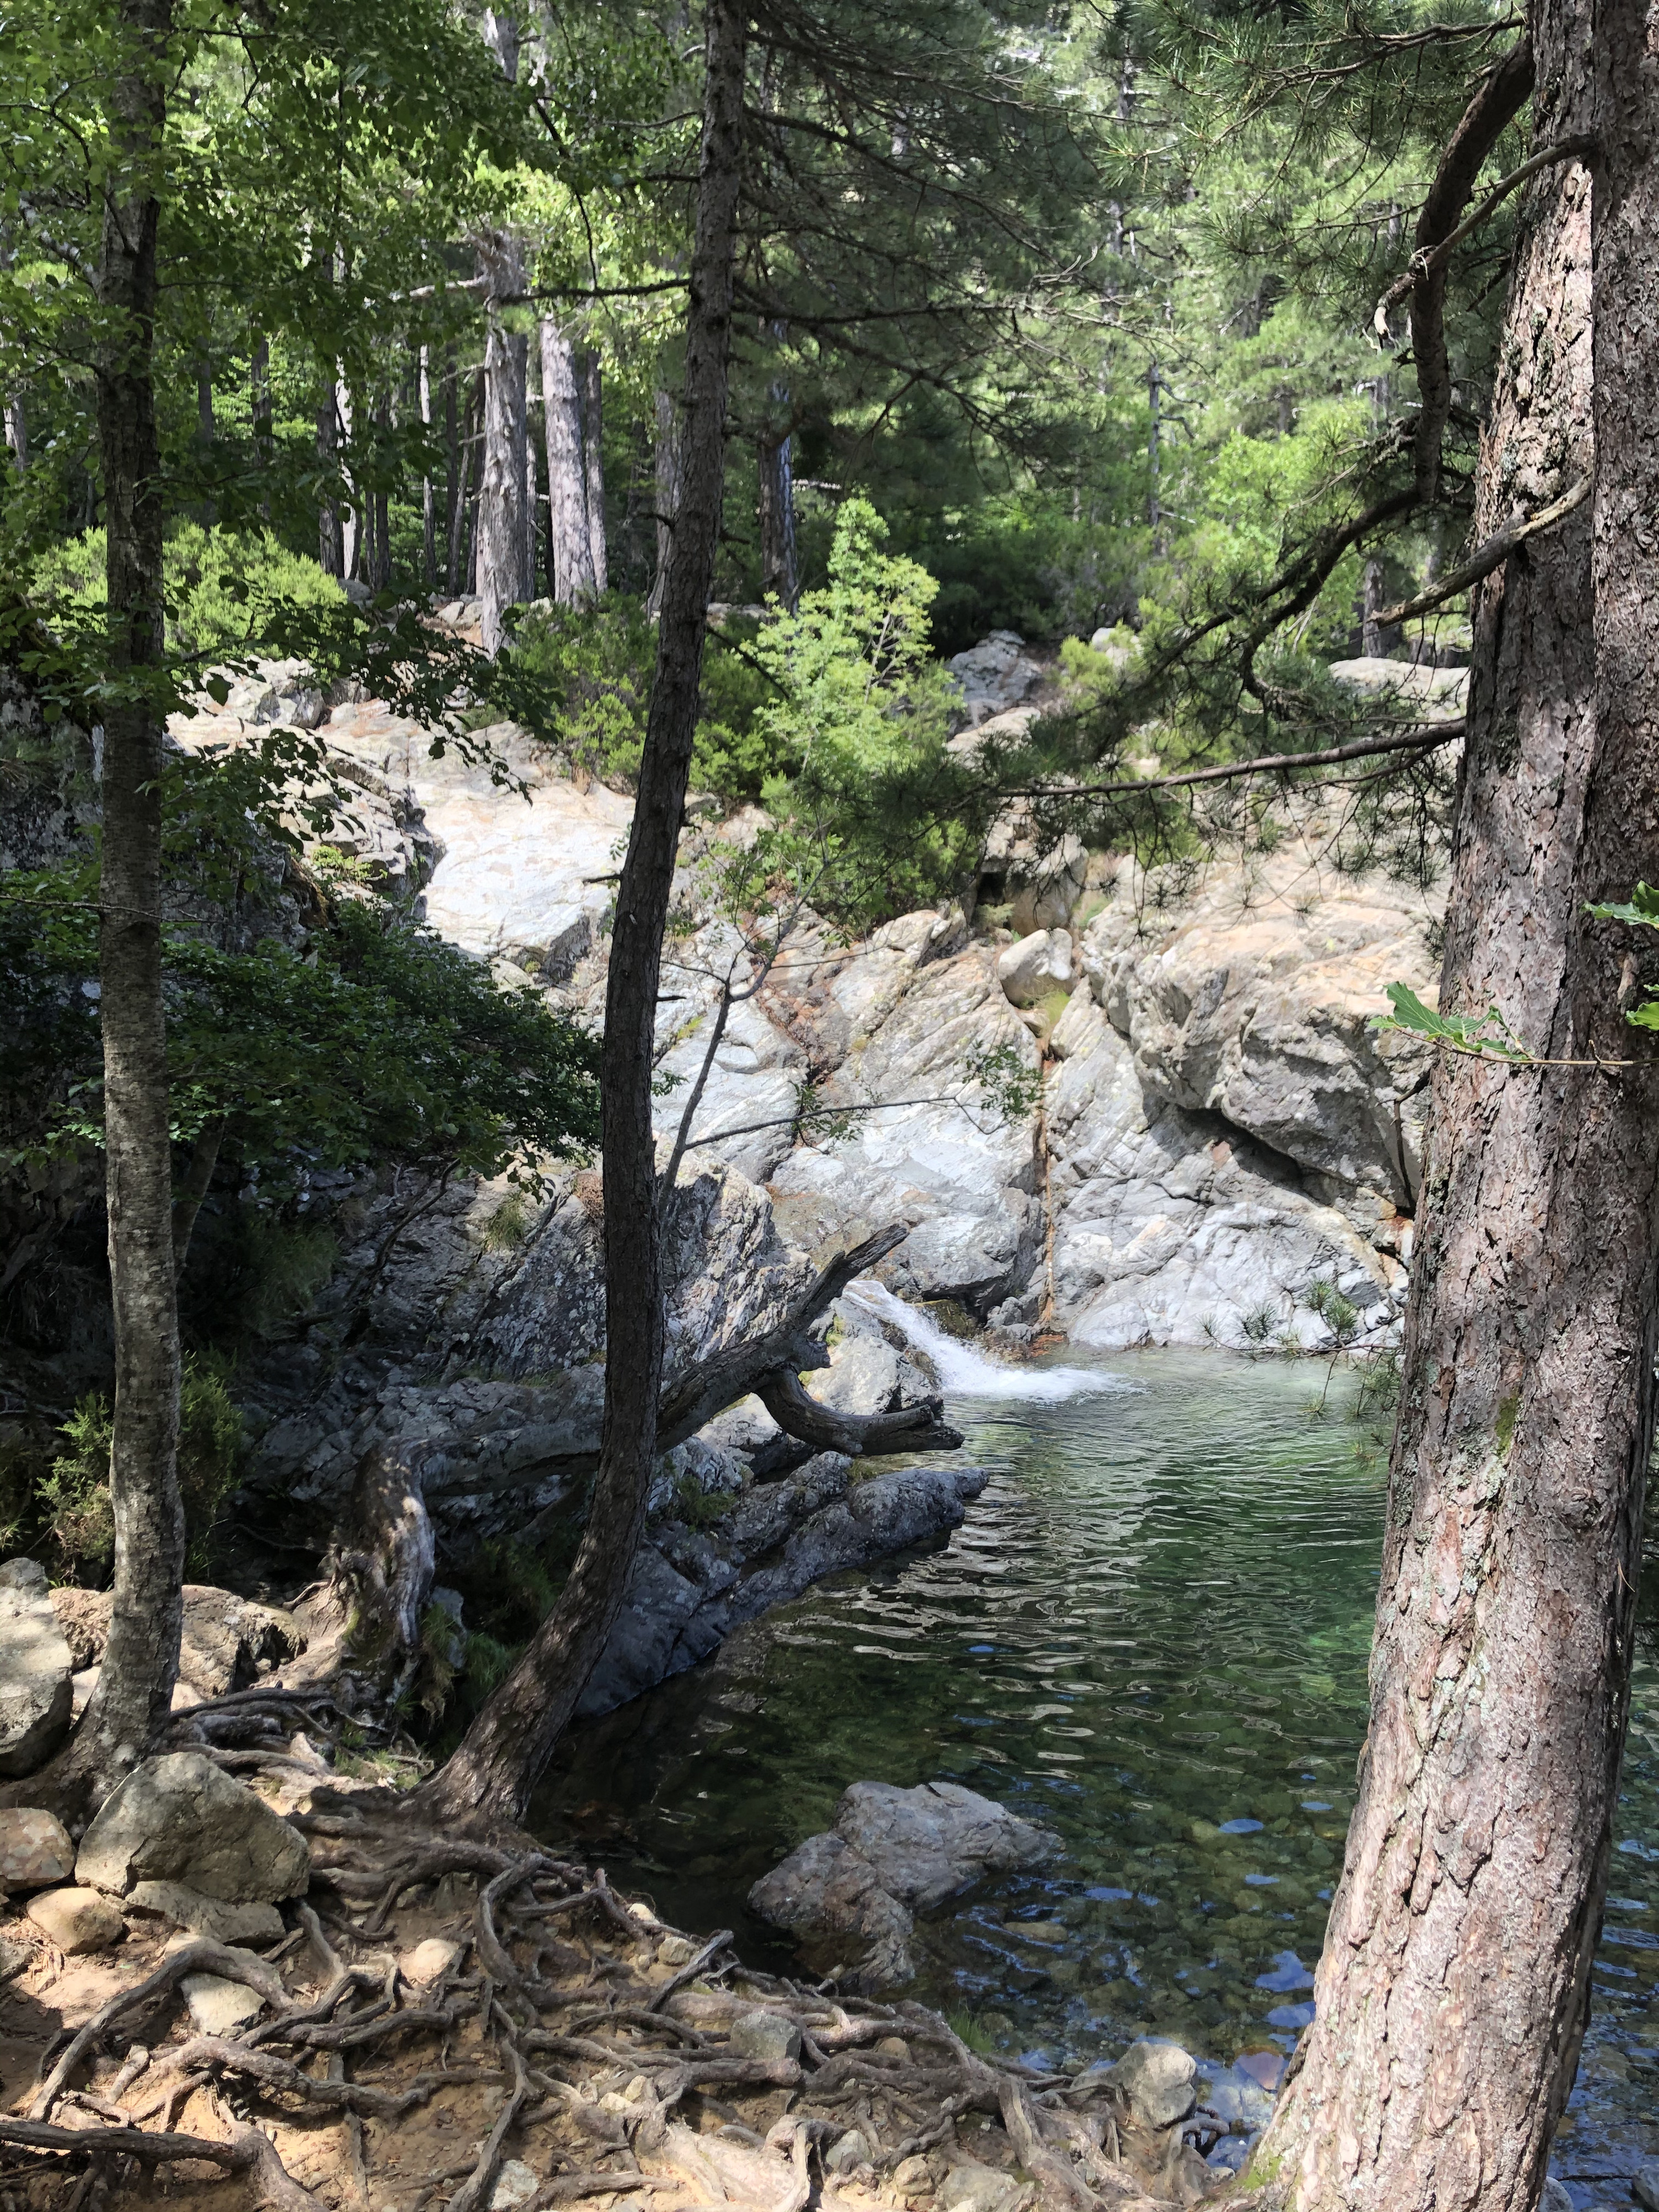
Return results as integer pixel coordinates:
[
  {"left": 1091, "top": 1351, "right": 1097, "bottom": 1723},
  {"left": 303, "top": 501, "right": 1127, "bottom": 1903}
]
[
  {"left": 656, "top": 1932, "right": 701, "bottom": 1965},
  {"left": 489, "top": 2159, "right": 540, "bottom": 2210},
  {"left": 1170, "top": 2143, "right": 1215, "bottom": 2206},
  {"left": 1540, "top": 2181, "right": 1573, "bottom": 2212},
  {"left": 875, "top": 2034, "right": 910, "bottom": 2058},
  {"left": 0, "top": 1934, "right": 38, "bottom": 1979},
  {"left": 1006, "top": 1920, "right": 1067, "bottom": 1945},
  {"left": 182, "top": 1969, "right": 266, "bottom": 2036},
  {"left": 727, "top": 2009, "right": 801, "bottom": 2064},
  {"left": 826, "top": 2131, "right": 871, "bottom": 2176},
  {"left": 400, "top": 1936, "right": 463, "bottom": 1986},
  {"left": 894, "top": 2156, "right": 936, "bottom": 2197},
  {"left": 1104, "top": 2038, "right": 1198, "bottom": 2130},
  {"left": 123, "top": 1879, "right": 283, "bottom": 1945},
  {"left": 0, "top": 1810, "right": 76, "bottom": 1891},
  {"left": 940, "top": 2163, "right": 1024, "bottom": 2212},
  {"left": 26, "top": 1886, "right": 125, "bottom": 1955},
  {"left": 1632, "top": 2166, "right": 1659, "bottom": 2212}
]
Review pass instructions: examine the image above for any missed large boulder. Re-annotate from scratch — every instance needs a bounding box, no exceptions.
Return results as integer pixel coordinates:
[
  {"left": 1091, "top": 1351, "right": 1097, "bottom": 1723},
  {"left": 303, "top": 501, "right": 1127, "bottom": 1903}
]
[
  {"left": 0, "top": 1560, "right": 73, "bottom": 1778},
  {"left": 50, "top": 1584, "right": 304, "bottom": 1696},
  {"left": 75, "top": 1751, "right": 310, "bottom": 1903},
  {"left": 749, "top": 1780, "right": 1059, "bottom": 1986},
  {"left": 946, "top": 633, "right": 1042, "bottom": 728}
]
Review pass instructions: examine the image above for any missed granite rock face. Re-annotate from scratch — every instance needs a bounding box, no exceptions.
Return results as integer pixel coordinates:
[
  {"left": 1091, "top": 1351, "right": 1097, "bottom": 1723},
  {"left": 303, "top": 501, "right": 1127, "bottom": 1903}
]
[{"left": 0, "top": 1560, "right": 73, "bottom": 1779}]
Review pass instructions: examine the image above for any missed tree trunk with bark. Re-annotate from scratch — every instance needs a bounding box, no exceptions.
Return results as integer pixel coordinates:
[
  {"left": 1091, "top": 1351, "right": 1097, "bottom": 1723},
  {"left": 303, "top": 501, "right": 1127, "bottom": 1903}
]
[
  {"left": 1263, "top": 13, "right": 1659, "bottom": 2202},
  {"left": 415, "top": 0, "right": 749, "bottom": 1827},
  {"left": 477, "top": 234, "right": 529, "bottom": 655},
  {"left": 583, "top": 349, "right": 608, "bottom": 592},
  {"left": 49, "top": 0, "right": 186, "bottom": 1818},
  {"left": 317, "top": 390, "right": 342, "bottom": 578},
  {"left": 648, "top": 383, "right": 682, "bottom": 618},
  {"left": 541, "top": 320, "right": 597, "bottom": 605}
]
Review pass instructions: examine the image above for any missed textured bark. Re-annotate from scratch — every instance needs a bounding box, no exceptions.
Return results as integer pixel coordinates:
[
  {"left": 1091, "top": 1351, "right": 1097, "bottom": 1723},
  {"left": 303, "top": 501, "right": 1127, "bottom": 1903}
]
[
  {"left": 416, "top": 0, "right": 749, "bottom": 1826},
  {"left": 541, "top": 320, "right": 597, "bottom": 605},
  {"left": 3, "top": 392, "right": 25, "bottom": 469},
  {"left": 758, "top": 424, "right": 797, "bottom": 607},
  {"left": 64, "top": 0, "right": 185, "bottom": 1813},
  {"left": 1265, "top": 13, "right": 1659, "bottom": 2202},
  {"left": 648, "top": 383, "right": 682, "bottom": 618},
  {"left": 316, "top": 392, "right": 342, "bottom": 578},
  {"left": 477, "top": 232, "right": 529, "bottom": 654},
  {"left": 582, "top": 349, "right": 608, "bottom": 592}
]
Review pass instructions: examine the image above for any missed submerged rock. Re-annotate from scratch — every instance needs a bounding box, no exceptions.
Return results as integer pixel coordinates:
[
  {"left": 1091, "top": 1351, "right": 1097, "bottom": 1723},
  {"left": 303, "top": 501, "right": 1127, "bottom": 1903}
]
[
  {"left": 749, "top": 1779, "right": 1060, "bottom": 1985},
  {"left": 0, "top": 1559, "right": 73, "bottom": 1779}
]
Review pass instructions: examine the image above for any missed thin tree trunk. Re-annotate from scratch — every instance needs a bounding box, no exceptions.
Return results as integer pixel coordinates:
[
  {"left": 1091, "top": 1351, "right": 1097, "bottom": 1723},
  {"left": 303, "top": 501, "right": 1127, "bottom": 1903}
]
[
  {"left": 582, "top": 349, "right": 608, "bottom": 593},
  {"left": 337, "top": 373, "right": 359, "bottom": 581},
  {"left": 648, "top": 383, "right": 681, "bottom": 619},
  {"left": 1264, "top": 19, "right": 1659, "bottom": 2201},
  {"left": 450, "top": 371, "right": 483, "bottom": 600},
  {"left": 368, "top": 385, "right": 390, "bottom": 592},
  {"left": 250, "top": 336, "right": 270, "bottom": 521},
  {"left": 758, "top": 426, "right": 797, "bottom": 608},
  {"left": 443, "top": 345, "right": 460, "bottom": 592},
  {"left": 56, "top": 0, "right": 185, "bottom": 1816},
  {"left": 478, "top": 232, "right": 528, "bottom": 654},
  {"left": 758, "top": 322, "right": 797, "bottom": 608},
  {"left": 317, "top": 389, "right": 342, "bottom": 577},
  {"left": 420, "top": 343, "right": 436, "bottom": 591},
  {"left": 3, "top": 392, "right": 25, "bottom": 471},
  {"left": 541, "top": 319, "right": 596, "bottom": 605},
  {"left": 415, "top": 0, "right": 748, "bottom": 1825}
]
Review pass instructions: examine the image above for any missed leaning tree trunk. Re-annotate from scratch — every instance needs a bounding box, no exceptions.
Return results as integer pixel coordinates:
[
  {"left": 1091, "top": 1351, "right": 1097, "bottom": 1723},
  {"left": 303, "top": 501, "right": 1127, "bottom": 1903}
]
[
  {"left": 541, "top": 319, "right": 596, "bottom": 605},
  {"left": 46, "top": 0, "right": 187, "bottom": 1818},
  {"left": 416, "top": 0, "right": 748, "bottom": 1827},
  {"left": 1262, "top": 15, "right": 1659, "bottom": 2206}
]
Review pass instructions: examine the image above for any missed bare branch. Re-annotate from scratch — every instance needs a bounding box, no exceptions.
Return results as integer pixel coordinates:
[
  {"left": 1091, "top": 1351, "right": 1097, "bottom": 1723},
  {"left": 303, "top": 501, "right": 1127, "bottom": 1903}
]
[{"left": 1375, "top": 477, "right": 1590, "bottom": 624}]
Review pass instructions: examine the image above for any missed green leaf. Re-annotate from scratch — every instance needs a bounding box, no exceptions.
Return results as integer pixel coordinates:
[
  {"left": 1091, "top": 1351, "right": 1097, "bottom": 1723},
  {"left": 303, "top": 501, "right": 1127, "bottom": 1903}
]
[{"left": 1587, "top": 881, "right": 1659, "bottom": 928}]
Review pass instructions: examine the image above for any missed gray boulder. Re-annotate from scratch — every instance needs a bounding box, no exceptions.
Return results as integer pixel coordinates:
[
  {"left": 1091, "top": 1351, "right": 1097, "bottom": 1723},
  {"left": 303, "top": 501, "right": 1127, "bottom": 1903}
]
[
  {"left": 997, "top": 928, "right": 1073, "bottom": 1009},
  {"left": 749, "top": 1780, "right": 1058, "bottom": 1985},
  {"left": 947, "top": 633, "right": 1041, "bottom": 728},
  {"left": 1633, "top": 2166, "right": 1659, "bottom": 2212},
  {"left": 76, "top": 1751, "right": 310, "bottom": 1903},
  {"left": 0, "top": 1560, "right": 73, "bottom": 1778},
  {"left": 727, "top": 2010, "right": 802, "bottom": 2064},
  {"left": 1100, "top": 2039, "right": 1198, "bottom": 2131},
  {"left": 837, "top": 1781, "right": 1060, "bottom": 1908}
]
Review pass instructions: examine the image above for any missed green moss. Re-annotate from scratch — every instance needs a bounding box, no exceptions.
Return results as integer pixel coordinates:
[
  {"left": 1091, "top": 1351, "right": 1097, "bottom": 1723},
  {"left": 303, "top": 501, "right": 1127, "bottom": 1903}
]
[{"left": 1496, "top": 1392, "right": 1520, "bottom": 1457}]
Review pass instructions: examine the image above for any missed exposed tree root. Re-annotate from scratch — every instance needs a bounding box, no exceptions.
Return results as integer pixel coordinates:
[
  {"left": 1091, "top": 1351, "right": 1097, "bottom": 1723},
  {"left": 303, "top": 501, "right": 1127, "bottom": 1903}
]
[{"left": 1, "top": 1791, "right": 1215, "bottom": 2212}]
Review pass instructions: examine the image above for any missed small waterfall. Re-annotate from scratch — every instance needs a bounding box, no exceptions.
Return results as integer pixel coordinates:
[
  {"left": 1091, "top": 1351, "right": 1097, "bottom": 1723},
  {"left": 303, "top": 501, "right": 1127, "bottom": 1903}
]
[{"left": 847, "top": 1280, "right": 1135, "bottom": 1403}]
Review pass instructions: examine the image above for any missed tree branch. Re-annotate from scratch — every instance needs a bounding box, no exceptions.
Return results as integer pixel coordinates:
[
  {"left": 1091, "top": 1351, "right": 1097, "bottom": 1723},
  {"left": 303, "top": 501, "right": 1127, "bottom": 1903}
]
[
  {"left": 1375, "top": 477, "right": 1590, "bottom": 624},
  {"left": 1000, "top": 723, "right": 1462, "bottom": 803},
  {"left": 753, "top": 1365, "right": 963, "bottom": 1457}
]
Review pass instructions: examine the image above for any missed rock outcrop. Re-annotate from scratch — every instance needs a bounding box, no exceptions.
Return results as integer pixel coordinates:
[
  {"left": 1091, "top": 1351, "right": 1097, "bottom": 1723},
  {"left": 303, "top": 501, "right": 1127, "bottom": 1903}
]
[
  {"left": 749, "top": 1780, "right": 1060, "bottom": 1984},
  {"left": 0, "top": 1559, "right": 73, "bottom": 1778}
]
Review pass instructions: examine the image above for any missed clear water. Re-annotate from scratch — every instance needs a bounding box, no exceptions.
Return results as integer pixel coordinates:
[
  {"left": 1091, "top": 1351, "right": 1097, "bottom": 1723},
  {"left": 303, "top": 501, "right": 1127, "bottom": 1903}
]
[{"left": 537, "top": 1339, "right": 1659, "bottom": 2200}]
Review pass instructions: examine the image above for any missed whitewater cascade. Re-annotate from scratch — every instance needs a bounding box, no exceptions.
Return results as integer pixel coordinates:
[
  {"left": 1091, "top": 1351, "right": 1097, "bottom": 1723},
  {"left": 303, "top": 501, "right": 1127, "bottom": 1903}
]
[{"left": 846, "top": 1280, "right": 1135, "bottom": 1403}]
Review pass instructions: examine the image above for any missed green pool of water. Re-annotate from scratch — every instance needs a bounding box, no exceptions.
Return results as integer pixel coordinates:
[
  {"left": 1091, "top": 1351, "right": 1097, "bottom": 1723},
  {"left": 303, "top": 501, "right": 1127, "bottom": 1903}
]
[{"left": 537, "top": 1345, "right": 1658, "bottom": 2198}]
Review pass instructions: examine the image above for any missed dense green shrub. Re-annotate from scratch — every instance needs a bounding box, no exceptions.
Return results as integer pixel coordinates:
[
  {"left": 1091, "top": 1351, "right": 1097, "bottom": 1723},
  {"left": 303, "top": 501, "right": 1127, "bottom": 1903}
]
[{"left": 31, "top": 523, "right": 345, "bottom": 656}]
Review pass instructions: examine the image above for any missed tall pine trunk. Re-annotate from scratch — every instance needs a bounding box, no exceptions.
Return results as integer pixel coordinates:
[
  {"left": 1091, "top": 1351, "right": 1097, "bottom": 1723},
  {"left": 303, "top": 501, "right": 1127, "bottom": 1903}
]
[
  {"left": 414, "top": 0, "right": 747, "bottom": 1826},
  {"left": 64, "top": 0, "right": 186, "bottom": 1814},
  {"left": 541, "top": 319, "right": 596, "bottom": 604},
  {"left": 1265, "top": 9, "right": 1659, "bottom": 2200},
  {"left": 583, "top": 349, "right": 608, "bottom": 592}
]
